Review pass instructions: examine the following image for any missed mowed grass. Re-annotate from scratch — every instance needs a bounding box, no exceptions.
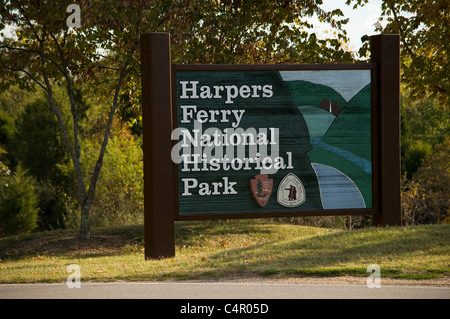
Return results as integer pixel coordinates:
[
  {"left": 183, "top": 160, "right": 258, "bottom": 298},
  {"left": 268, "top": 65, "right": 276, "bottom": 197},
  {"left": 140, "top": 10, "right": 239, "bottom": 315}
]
[{"left": 0, "top": 219, "right": 449, "bottom": 283}]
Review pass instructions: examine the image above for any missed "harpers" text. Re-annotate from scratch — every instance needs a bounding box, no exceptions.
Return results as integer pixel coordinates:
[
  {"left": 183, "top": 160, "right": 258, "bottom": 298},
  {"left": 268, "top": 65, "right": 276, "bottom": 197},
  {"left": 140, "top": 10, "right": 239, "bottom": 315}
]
[{"left": 179, "top": 81, "right": 273, "bottom": 104}]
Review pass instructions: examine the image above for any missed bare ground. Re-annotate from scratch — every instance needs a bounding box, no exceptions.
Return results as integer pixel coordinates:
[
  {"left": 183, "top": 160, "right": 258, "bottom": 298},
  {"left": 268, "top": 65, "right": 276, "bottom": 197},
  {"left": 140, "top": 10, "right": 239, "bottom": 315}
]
[{"left": 0, "top": 229, "right": 141, "bottom": 258}]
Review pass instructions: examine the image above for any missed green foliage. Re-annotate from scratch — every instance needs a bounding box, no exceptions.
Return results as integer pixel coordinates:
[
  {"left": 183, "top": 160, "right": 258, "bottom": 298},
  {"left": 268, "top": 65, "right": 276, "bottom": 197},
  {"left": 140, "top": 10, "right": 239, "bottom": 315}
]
[
  {"left": 350, "top": 0, "right": 450, "bottom": 224},
  {"left": 400, "top": 95, "right": 449, "bottom": 223},
  {"left": 356, "top": 0, "right": 449, "bottom": 105},
  {"left": 80, "top": 0, "right": 357, "bottom": 135},
  {"left": 402, "top": 140, "right": 432, "bottom": 180},
  {"left": 0, "top": 166, "right": 39, "bottom": 236},
  {"left": 401, "top": 96, "right": 449, "bottom": 178},
  {"left": 9, "top": 92, "right": 76, "bottom": 231},
  {"left": 165, "top": 0, "right": 354, "bottom": 65},
  {"left": 0, "top": 146, "right": 9, "bottom": 180},
  {"left": 402, "top": 138, "right": 450, "bottom": 225},
  {"left": 0, "top": 110, "right": 15, "bottom": 147},
  {"left": 12, "top": 96, "right": 67, "bottom": 182},
  {"left": 0, "top": 86, "right": 33, "bottom": 117},
  {"left": 1, "top": 0, "right": 359, "bottom": 236},
  {"left": 1, "top": 0, "right": 446, "bottom": 234},
  {"left": 82, "top": 127, "right": 143, "bottom": 227},
  {"left": 401, "top": 97, "right": 449, "bottom": 146},
  {"left": 35, "top": 185, "right": 70, "bottom": 230},
  {"left": 0, "top": 110, "right": 16, "bottom": 167}
]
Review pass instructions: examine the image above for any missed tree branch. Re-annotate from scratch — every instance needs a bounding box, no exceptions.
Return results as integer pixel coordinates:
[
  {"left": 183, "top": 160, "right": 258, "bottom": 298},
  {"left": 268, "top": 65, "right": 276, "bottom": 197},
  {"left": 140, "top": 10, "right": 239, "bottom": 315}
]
[
  {"left": 48, "top": 30, "right": 82, "bottom": 163},
  {"left": 37, "top": 29, "right": 87, "bottom": 207},
  {"left": 84, "top": 40, "right": 139, "bottom": 211},
  {"left": 0, "top": 44, "right": 67, "bottom": 77},
  {"left": 18, "top": 3, "right": 43, "bottom": 44},
  {"left": 0, "top": 60, "right": 46, "bottom": 90},
  {"left": 389, "top": 3, "right": 415, "bottom": 58}
]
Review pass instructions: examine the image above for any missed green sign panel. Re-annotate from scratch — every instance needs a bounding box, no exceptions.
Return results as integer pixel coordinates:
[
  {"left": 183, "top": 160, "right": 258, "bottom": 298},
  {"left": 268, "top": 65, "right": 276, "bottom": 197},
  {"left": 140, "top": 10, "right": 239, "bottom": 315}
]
[{"left": 172, "top": 66, "right": 374, "bottom": 217}]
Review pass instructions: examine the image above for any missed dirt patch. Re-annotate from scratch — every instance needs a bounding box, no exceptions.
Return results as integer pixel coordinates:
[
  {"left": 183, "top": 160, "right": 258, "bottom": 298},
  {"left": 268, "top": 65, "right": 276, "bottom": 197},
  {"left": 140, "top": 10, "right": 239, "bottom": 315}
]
[{"left": 0, "top": 230, "right": 141, "bottom": 259}]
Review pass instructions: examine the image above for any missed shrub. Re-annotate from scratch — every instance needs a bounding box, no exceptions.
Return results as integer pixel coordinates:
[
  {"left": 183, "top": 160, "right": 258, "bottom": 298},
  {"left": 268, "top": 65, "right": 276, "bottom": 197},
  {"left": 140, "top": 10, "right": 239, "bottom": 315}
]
[
  {"left": 10, "top": 94, "right": 75, "bottom": 231},
  {"left": 402, "top": 140, "right": 432, "bottom": 179},
  {"left": 82, "top": 127, "right": 143, "bottom": 227},
  {"left": 0, "top": 167, "right": 39, "bottom": 236},
  {"left": 12, "top": 97, "right": 68, "bottom": 183},
  {"left": 401, "top": 138, "right": 450, "bottom": 225},
  {"left": 36, "top": 184, "right": 69, "bottom": 230}
]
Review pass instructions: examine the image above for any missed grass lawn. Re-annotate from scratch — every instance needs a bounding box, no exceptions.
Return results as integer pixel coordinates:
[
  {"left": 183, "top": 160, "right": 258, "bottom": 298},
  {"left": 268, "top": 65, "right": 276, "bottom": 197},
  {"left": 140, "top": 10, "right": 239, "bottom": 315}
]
[{"left": 0, "top": 219, "right": 449, "bottom": 283}]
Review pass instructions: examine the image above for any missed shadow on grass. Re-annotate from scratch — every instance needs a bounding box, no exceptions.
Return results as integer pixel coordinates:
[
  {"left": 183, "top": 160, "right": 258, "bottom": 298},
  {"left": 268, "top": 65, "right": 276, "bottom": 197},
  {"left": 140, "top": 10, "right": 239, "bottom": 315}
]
[
  {"left": 197, "top": 224, "right": 450, "bottom": 279},
  {"left": 1, "top": 221, "right": 448, "bottom": 281},
  {"left": 0, "top": 225, "right": 145, "bottom": 260}
]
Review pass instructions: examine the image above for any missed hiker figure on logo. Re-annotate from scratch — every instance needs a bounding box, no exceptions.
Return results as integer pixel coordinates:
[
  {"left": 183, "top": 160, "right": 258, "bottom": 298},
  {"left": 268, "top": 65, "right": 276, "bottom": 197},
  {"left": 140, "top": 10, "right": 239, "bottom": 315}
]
[{"left": 286, "top": 185, "right": 297, "bottom": 201}]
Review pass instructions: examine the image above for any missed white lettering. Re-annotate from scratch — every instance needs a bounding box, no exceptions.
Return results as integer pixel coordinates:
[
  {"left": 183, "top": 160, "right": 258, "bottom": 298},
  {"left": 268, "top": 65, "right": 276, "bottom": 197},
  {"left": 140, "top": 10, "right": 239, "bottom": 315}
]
[
  {"left": 178, "top": 81, "right": 273, "bottom": 103},
  {"left": 66, "top": 4, "right": 81, "bottom": 28}
]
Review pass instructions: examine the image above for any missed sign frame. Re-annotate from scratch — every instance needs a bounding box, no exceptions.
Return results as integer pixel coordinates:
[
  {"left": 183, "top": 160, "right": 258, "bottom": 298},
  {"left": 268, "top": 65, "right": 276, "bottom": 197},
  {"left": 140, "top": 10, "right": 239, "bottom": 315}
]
[{"left": 141, "top": 32, "right": 401, "bottom": 260}]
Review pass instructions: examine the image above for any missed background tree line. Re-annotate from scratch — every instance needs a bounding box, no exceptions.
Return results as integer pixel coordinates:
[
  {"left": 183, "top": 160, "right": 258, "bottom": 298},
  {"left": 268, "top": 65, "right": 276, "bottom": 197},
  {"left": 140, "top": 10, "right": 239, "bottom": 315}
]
[{"left": 0, "top": 0, "right": 448, "bottom": 237}]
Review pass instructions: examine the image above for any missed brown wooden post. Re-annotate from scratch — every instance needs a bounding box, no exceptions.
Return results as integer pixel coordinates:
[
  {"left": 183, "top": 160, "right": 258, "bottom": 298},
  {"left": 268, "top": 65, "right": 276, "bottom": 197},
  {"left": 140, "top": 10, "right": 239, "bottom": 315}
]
[
  {"left": 371, "top": 34, "right": 402, "bottom": 226},
  {"left": 141, "top": 33, "right": 175, "bottom": 259}
]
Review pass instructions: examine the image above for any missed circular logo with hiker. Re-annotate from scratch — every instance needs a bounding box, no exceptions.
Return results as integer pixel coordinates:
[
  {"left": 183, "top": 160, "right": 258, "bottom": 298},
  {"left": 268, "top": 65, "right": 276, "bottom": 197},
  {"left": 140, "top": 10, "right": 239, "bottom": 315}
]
[{"left": 277, "top": 173, "right": 306, "bottom": 207}]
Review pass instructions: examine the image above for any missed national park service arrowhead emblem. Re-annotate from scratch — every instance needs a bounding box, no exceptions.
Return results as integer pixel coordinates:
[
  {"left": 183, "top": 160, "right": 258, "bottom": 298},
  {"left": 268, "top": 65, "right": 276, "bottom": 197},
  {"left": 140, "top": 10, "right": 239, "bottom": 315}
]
[
  {"left": 250, "top": 174, "right": 273, "bottom": 207},
  {"left": 277, "top": 173, "right": 306, "bottom": 207}
]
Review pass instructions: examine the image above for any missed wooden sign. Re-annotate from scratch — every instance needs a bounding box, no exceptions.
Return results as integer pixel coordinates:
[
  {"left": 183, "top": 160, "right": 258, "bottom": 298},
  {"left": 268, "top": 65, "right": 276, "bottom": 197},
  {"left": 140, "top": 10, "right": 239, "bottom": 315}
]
[
  {"left": 141, "top": 33, "right": 401, "bottom": 259},
  {"left": 172, "top": 65, "right": 376, "bottom": 219}
]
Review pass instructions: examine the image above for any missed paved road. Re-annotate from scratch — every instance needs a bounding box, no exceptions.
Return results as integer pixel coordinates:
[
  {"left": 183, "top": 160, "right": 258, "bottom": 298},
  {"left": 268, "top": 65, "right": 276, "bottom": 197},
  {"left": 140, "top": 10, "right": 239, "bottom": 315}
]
[{"left": 1, "top": 281, "right": 449, "bottom": 299}]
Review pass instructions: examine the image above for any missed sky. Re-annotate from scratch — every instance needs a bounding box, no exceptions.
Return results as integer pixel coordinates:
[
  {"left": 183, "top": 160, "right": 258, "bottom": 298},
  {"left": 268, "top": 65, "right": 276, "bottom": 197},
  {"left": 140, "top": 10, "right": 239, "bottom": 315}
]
[{"left": 314, "top": 0, "right": 385, "bottom": 52}]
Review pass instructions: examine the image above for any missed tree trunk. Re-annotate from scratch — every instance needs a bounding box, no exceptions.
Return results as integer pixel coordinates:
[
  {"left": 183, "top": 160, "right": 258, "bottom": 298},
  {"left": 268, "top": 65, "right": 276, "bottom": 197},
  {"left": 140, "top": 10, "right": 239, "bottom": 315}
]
[
  {"left": 79, "top": 204, "right": 91, "bottom": 240},
  {"left": 37, "top": 34, "right": 135, "bottom": 242}
]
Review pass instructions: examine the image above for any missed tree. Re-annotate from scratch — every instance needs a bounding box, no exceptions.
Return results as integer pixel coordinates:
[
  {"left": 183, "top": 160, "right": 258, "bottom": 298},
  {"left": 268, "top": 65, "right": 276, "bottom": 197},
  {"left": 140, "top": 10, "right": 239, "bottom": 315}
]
[
  {"left": 0, "top": 109, "right": 15, "bottom": 168},
  {"left": 13, "top": 95, "right": 68, "bottom": 182},
  {"left": 0, "top": 0, "right": 139, "bottom": 239},
  {"left": 101, "top": 0, "right": 357, "bottom": 134},
  {"left": 12, "top": 93, "right": 77, "bottom": 230},
  {"left": 168, "top": 0, "right": 354, "bottom": 64},
  {"left": 352, "top": 0, "right": 449, "bottom": 197},
  {"left": 353, "top": 0, "right": 449, "bottom": 105},
  {"left": 83, "top": 126, "right": 144, "bottom": 227},
  {"left": 0, "top": 166, "right": 39, "bottom": 236},
  {"left": 401, "top": 137, "right": 449, "bottom": 225},
  {"left": 400, "top": 95, "right": 449, "bottom": 178},
  {"left": 1, "top": 0, "right": 356, "bottom": 239}
]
